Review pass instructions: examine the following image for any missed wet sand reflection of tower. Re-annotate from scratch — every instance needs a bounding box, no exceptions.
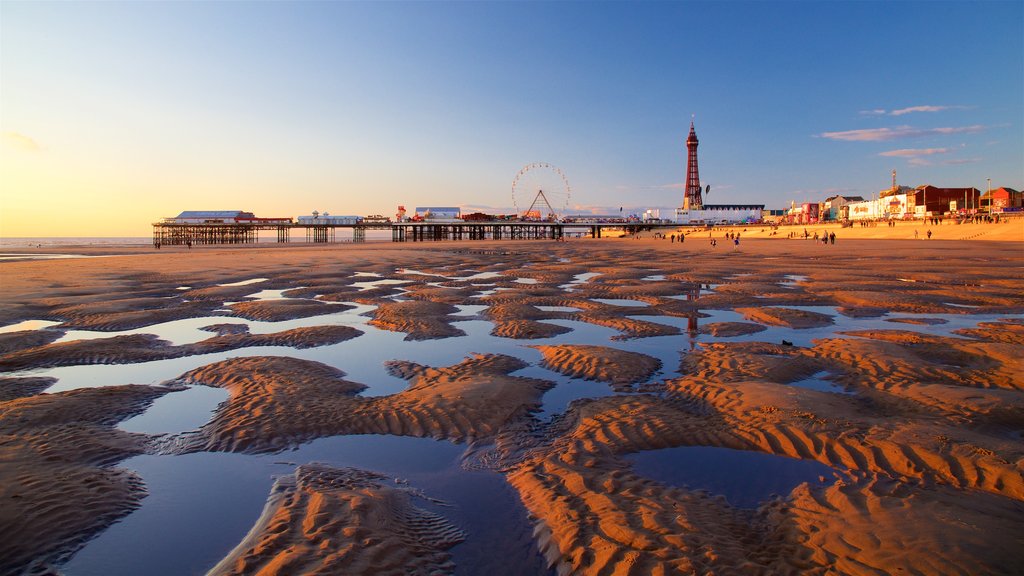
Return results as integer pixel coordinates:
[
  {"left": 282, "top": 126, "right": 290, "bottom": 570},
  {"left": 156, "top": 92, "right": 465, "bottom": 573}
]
[{"left": 685, "top": 283, "right": 701, "bottom": 350}]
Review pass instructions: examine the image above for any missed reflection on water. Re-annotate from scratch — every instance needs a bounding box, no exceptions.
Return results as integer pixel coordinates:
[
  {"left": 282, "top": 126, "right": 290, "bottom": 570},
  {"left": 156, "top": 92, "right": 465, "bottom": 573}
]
[
  {"left": 559, "top": 272, "right": 601, "bottom": 291},
  {"left": 0, "top": 253, "right": 92, "bottom": 261},
  {"left": 535, "top": 305, "right": 581, "bottom": 313},
  {"left": 592, "top": 298, "right": 649, "bottom": 307},
  {"left": 217, "top": 278, "right": 268, "bottom": 287},
  {"left": 63, "top": 435, "right": 548, "bottom": 576},
  {"left": 0, "top": 319, "right": 61, "bottom": 333},
  {"left": 627, "top": 445, "right": 836, "bottom": 508},
  {"left": 789, "top": 371, "right": 855, "bottom": 395},
  {"left": 118, "top": 385, "right": 229, "bottom": 435}
]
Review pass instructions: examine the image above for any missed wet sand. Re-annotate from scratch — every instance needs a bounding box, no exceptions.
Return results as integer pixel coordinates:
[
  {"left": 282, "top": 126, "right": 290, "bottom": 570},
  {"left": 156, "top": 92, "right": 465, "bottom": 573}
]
[{"left": 1, "top": 229, "right": 1022, "bottom": 575}]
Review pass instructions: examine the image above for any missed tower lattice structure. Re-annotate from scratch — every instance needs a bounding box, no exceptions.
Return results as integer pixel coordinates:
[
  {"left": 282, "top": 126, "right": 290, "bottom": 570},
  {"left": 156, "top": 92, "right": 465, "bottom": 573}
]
[{"left": 683, "top": 120, "right": 703, "bottom": 210}]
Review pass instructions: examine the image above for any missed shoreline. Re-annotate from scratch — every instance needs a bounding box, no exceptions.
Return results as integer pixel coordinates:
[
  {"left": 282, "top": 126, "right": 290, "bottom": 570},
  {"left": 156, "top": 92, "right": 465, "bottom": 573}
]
[{"left": 0, "top": 216, "right": 1019, "bottom": 256}]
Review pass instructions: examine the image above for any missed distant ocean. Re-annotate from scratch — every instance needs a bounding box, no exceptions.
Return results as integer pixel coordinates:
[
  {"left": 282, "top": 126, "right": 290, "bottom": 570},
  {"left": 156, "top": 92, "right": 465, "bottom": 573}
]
[
  {"left": 0, "top": 237, "right": 153, "bottom": 247},
  {"left": 0, "top": 232, "right": 394, "bottom": 249}
]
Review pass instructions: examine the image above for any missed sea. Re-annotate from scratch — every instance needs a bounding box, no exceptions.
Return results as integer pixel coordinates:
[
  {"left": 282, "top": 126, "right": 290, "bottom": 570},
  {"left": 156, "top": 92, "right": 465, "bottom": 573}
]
[
  {"left": 0, "top": 237, "right": 153, "bottom": 247},
  {"left": 0, "top": 231, "right": 394, "bottom": 255}
]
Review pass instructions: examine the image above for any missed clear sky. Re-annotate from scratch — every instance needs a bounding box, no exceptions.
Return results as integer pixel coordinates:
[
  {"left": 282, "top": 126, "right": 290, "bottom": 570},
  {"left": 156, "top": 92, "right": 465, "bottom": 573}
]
[{"left": 2, "top": 1, "right": 1021, "bottom": 236}]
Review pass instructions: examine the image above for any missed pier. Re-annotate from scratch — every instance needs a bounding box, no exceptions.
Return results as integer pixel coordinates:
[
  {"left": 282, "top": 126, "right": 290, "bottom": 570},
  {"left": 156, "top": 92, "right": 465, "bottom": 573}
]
[{"left": 151, "top": 220, "right": 676, "bottom": 246}]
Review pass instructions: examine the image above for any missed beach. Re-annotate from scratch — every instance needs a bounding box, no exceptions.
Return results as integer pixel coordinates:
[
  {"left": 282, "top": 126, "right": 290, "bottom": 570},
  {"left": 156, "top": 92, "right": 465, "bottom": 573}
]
[{"left": 1, "top": 223, "right": 1023, "bottom": 575}]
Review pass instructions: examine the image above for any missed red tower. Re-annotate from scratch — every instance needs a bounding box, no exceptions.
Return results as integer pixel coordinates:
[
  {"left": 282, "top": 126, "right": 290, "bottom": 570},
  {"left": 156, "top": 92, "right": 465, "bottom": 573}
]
[{"left": 684, "top": 119, "right": 702, "bottom": 210}]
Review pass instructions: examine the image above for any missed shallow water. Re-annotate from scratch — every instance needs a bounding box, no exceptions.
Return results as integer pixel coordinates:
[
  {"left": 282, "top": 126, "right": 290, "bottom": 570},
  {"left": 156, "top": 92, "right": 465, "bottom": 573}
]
[
  {"left": 217, "top": 277, "right": 268, "bottom": 287},
  {"left": 118, "top": 385, "right": 229, "bottom": 435},
  {"left": 0, "top": 319, "right": 61, "bottom": 333},
  {"left": 63, "top": 435, "right": 548, "bottom": 576},
  {"left": 593, "top": 298, "right": 650, "bottom": 307},
  {"left": 626, "top": 445, "right": 836, "bottom": 508},
  {"left": 788, "top": 371, "right": 855, "bottom": 395},
  {"left": 0, "top": 253, "right": 93, "bottom": 261}
]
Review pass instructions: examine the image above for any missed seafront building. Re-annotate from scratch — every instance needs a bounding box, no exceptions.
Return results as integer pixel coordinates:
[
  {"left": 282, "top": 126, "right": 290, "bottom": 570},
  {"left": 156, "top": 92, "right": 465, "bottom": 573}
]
[
  {"left": 980, "top": 187, "right": 1022, "bottom": 211},
  {"left": 843, "top": 186, "right": 983, "bottom": 221}
]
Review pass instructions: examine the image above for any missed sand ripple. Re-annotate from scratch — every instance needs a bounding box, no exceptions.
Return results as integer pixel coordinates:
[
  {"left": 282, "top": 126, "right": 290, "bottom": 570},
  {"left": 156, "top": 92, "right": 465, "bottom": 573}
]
[
  {"left": 533, "top": 344, "right": 661, "bottom": 388},
  {"left": 209, "top": 464, "right": 464, "bottom": 576},
  {"left": 228, "top": 299, "right": 352, "bottom": 322},
  {"left": 170, "top": 354, "right": 553, "bottom": 454},
  {"left": 735, "top": 307, "right": 835, "bottom": 329},
  {"left": 0, "top": 326, "right": 362, "bottom": 372},
  {"left": 369, "top": 301, "right": 465, "bottom": 340},
  {"left": 0, "top": 385, "right": 171, "bottom": 574}
]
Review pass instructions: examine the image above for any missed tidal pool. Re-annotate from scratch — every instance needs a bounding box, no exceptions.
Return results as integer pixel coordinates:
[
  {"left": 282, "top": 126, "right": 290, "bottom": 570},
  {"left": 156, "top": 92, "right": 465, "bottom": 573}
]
[
  {"left": 62, "top": 435, "right": 548, "bottom": 576},
  {"left": 788, "top": 371, "right": 854, "bottom": 395},
  {"left": 117, "top": 385, "right": 230, "bottom": 435},
  {"left": 626, "top": 445, "right": 837, "bottom": 509}
]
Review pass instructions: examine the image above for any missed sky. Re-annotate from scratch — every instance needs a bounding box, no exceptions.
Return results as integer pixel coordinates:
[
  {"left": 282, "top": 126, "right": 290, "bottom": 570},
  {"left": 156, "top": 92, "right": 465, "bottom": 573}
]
[{"left": 1, "top": 1, "right": 1021, "bottom": 236}]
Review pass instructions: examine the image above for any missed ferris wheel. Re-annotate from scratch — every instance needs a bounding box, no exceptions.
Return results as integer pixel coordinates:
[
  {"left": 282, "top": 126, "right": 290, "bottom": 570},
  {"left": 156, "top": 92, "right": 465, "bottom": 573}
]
[{"left": 511, "top": 162, "right": 572, "bottom": 221}]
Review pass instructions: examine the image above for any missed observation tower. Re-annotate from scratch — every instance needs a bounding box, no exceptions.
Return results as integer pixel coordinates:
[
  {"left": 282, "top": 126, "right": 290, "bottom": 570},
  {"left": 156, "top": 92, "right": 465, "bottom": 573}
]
[{"left": 683, "top": 119, "right": 703, "bottom": 210}]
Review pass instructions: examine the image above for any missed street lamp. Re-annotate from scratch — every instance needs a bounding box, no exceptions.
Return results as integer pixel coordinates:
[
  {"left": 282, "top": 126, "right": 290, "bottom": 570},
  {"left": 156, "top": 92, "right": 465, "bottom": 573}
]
[{"left": 987, "top": 178, "right": 992, "bottom": 212}]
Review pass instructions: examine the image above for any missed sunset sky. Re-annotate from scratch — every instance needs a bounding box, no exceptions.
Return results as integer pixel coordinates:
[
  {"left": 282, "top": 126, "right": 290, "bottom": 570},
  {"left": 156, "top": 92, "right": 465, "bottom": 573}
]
[{"left": 1, "top": 1, "right": 1021, "bottom": 237}]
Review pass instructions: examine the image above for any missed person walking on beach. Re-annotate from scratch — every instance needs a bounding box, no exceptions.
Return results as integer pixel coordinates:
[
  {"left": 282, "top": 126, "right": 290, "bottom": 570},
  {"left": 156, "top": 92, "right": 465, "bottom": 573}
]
[
  {"left": 927, "top": 229, "right": 932, "bottom": 239},
  {"left": 733, "top": 237, "right": 739, "bottom": 251},
  {"left": 829, "top": 232, "right": 835, "bottom": 245}
]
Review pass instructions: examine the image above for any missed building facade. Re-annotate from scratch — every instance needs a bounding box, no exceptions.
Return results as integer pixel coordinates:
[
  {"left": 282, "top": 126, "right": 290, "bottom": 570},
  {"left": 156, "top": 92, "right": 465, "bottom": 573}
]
[{"left": 981, "top": 187, "right": 1022, "bottom": 211}]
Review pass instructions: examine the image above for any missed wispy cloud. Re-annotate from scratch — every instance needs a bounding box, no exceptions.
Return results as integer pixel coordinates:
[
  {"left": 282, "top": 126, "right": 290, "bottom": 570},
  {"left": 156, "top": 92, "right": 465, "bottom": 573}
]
[
  {"left": 2, "top": 131, "right": 42, "bottom": 152},
  {"left": 879, "top": 147, "right": 952, "bottom": 157},
  {"left": 819, "top": 124, "right": 986, "bottom": 141},
  {"left": 858, "top": 105, "right": 969, "bottom": 116},
  {"left": 891, "top": 105, "right": 969, "bottom": 116},
  {"left": 906, "top": 156, "right": 980, "bottom": 167}
]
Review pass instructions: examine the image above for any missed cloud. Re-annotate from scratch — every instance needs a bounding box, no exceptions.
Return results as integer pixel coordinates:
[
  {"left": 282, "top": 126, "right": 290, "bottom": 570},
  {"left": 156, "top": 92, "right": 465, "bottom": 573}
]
[
  {"left": 818, "top": 124, "right": 986, "bottom": 141},
  {"left": 889, "top": 105, "right": 968, "bottom": 116},
  {"left": 858, "top": 105, "right": 969, "bottom": 117},
  {"left": 2, "top": 131, "right": 42, "bottom": 152},
  {"left": 879, "top": 148, "right": 952, "bottom": 157}
]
